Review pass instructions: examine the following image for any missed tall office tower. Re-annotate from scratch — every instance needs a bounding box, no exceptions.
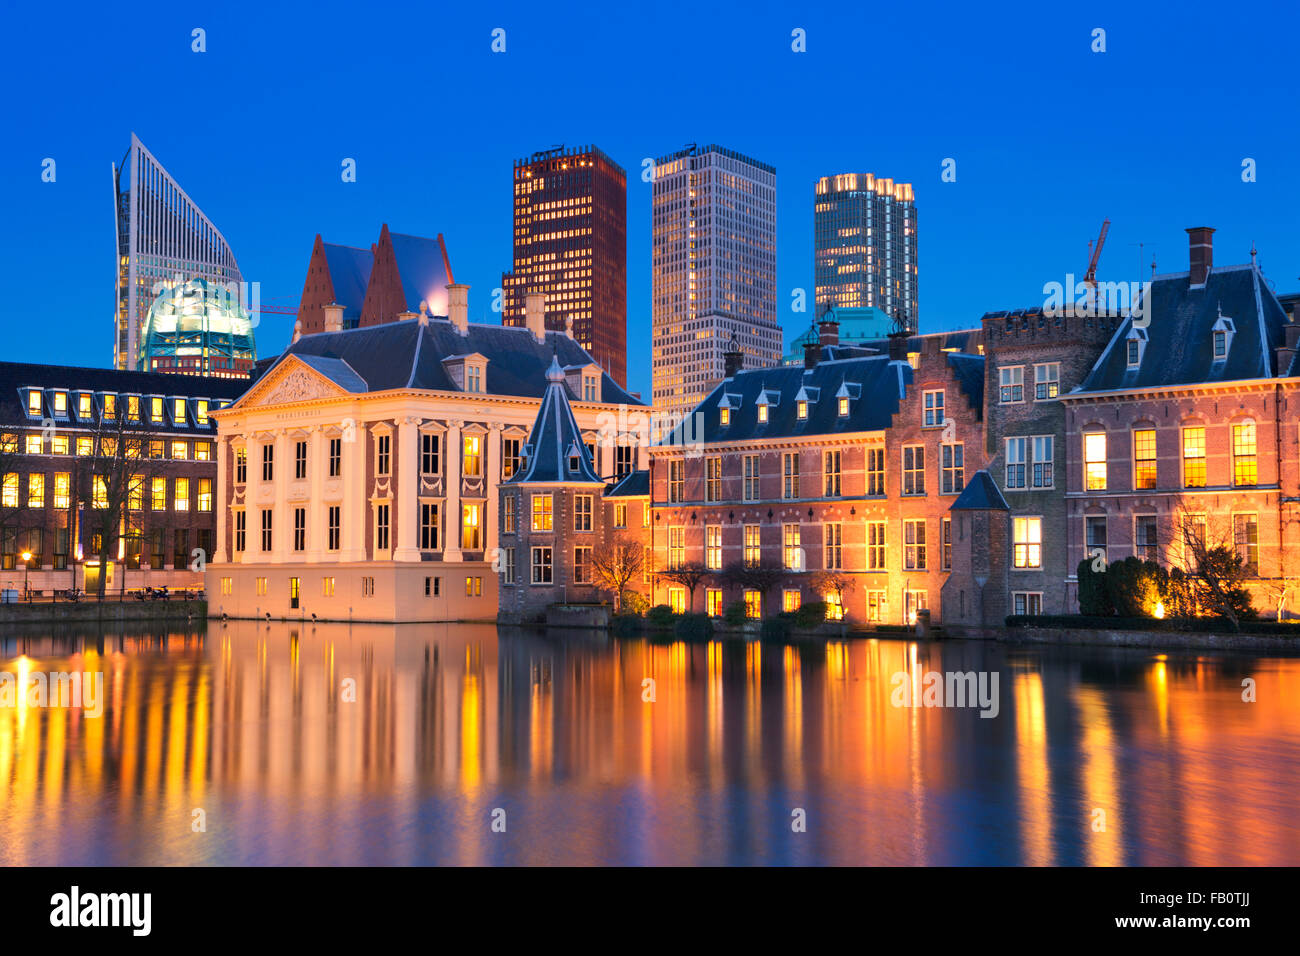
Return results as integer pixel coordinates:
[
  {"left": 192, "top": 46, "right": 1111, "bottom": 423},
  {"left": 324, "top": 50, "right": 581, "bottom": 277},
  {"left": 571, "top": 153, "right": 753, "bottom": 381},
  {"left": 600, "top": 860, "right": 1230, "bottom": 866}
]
[
  {"left": 502, "top": 145, "right": 628, "bottom": 386},
  {"left": 814, "top": 173, "right": 917, "bottom": 327},
  {"left": 113, "top": 134, "right": 251, "bottom": 375},
  {"left": 651, "top": 144, "right": 779, "bottom": 419}
]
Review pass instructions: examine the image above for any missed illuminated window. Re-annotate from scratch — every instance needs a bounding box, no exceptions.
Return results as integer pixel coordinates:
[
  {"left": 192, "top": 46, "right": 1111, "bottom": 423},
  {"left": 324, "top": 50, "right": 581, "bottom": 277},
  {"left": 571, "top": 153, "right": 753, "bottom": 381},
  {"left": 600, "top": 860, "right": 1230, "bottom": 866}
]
[
  {"left": 531, "top": 493, "right": 553, "bottom": 531},
  {"left": 462, "top": 503, "right": 481, "bottom": 549},
  {"left": 150, "top": 397, "right": 164, "bottom": 422},
  {"left": 1084, "top": 432, "right": 1107, "bottom": 491},
  {"left": 26, "top": 473, "right": 44, "bottom": 508},
  {"left": 102, "top": 395, "right": 116, "bottom": 420},
  {"left": 1, "top": 473, "right": 16, "bottom": 508},
  {"left": 25, "top": 435, "right": 42, "bottom": 455},
  {"left": 783, "top": 589, "right": 801, "bottom": 612},
  {"left": 173, "top": 398, "right": 186, "bottom": 423},
  {"left": 174, "top": 477, "right": 189, "bottom": 511},
  {"left": 705, "top": 525, "right": 722, "bottom": 569},
  {"left": 92, "top": 475, "right": 108, "bottom": 509},
  {"left": 838, "top": 396, "right": 849, "bottom": 417},
  {"left": 757, "top": 403, "right": 768, "bottom": 424},
  {"left": 195, "top": 441, "right": 211, "bottom": 461},
  {"left": 1133, "top": 429, "right": 1157, "bottom": 489},
  {"left": 796, "top": 399, "right": 808, "bottom": 420},
  {"left": 78, "top": 393, "right": 92, "bottom": 418},
  {"left": 322, "top": 577, "right": 335, "bottom": 597},
  {"left": 720, "top": 406, "right": 730, "bottom": 426},
  {"left": 1013, "top": 516, "right": 1042, "bottom": 568},
  {"left": 463, "top": 435, "right": 481, "bottom": 477},
  {"left": 783, "top": 523, "right": 802, "bottom": 569},
  {"left": 196, "top": 400, "right": 209, "bottom": 425},
  {"left": 26, "top": 390, "right": 41, "bottom": 416},
  {"left": 744, "top": 589, "right": 761, "bottom": 619},
  {"left": 706, "top": 588, "right": 723, "bottom": 617},
  {"left": 172, "top": 441, "right": 188, "bottom": 460},
  {"left": 52, "top": 392, "right": 67, "bottom": 415},
  {"left": 53, "top": 473, "right": 70, "bottom": 509},
  {"left": 1182, "top": 427, "right": 1206, "bottom": 487},
  {"left": 198, "top": 478, "right": 213, "bottom": 512},
  {"left": 1232, "top": 422, "right": 1257, "bottom": 486}
]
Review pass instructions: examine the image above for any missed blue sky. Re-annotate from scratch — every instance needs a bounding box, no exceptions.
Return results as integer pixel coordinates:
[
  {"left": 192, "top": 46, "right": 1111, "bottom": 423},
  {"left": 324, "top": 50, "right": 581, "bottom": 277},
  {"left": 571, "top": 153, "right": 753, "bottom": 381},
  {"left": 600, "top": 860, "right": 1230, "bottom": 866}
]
[{"left": 4, "top": 0, "right": 1298, "bottom": 398}]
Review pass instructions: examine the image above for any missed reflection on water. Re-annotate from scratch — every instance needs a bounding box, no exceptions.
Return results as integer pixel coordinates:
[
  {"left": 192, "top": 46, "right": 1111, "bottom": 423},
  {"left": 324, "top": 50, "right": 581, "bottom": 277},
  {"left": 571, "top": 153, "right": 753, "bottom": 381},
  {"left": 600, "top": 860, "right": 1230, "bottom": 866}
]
[{"left": 1, "top": 622, "right": 1297, "bottom": 865}]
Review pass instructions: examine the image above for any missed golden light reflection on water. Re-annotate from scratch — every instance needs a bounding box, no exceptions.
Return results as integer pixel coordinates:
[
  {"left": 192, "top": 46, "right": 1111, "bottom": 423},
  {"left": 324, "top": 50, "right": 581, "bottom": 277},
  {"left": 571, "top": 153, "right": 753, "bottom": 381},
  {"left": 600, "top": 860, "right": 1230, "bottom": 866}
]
[{"left": 1, "top": 623, "right": 1298, "bottom": 866}]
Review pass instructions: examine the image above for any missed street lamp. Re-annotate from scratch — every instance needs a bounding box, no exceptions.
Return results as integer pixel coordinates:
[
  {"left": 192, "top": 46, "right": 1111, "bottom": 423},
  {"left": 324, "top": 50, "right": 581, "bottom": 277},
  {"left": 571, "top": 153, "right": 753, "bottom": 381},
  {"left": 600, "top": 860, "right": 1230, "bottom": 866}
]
[{"left": 20, "top": 551, "right": 32, "bottom": 602}]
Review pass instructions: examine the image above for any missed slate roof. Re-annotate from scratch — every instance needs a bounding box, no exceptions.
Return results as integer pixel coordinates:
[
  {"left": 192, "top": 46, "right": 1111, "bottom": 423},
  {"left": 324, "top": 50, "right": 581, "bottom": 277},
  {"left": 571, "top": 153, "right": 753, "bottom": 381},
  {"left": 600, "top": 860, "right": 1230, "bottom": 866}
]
[
  {"left": 666, "top": 347, "right": 985, "bottom": 445},
  {"left": 794, "top": 329, "right": 982, "bottom": 367},
  {"left": 948, "top": 470, "right": 1010, "bottom": 511},
  {"left": 604, "top": 469, "right": 649, "bottom": 497},
  {"left": 264, "top": 320, "right": 643, "bottom": 404},
  {"left": 390, "top": 232, "right": 454, "bottom": 317},
  {"left": 1077, "top": 263, "right": 1292, "bottom": 392},
  {"left": 322, "top": 243, "right": 373, "bottom": 323},
  {"left": 0, "top": 361, "right": 247, "bottom": 432},
  {"left": 506, "top": 357, "right": 604, "bottom": 485}
]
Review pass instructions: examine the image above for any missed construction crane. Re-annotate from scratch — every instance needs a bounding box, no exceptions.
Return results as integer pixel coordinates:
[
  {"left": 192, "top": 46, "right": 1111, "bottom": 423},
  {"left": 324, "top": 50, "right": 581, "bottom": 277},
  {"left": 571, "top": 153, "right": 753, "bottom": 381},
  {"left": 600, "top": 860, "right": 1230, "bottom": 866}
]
[{"left": 1083, "top": 218, "right": 1111, "bottom": 290}]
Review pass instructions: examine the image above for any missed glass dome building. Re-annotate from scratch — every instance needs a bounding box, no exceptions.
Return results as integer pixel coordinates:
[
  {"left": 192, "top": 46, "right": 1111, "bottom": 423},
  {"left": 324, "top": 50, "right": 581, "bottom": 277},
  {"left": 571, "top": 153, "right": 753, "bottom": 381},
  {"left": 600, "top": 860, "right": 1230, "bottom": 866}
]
[{"left": 139, "top": 277, "right": 257, "bottom": 378}]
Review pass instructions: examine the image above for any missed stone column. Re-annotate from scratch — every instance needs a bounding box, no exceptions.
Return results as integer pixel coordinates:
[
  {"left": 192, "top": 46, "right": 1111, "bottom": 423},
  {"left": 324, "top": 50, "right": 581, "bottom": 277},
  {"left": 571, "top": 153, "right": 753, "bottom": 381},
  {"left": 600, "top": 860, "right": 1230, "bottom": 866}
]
[
  {"left": 487, "top": 422, "right": 503, "bottom": 560},
  {"left": 272, "top": 430, "right": 289, "bottom": 563},
  {"left": 393, "top": 416, "right": 421, "bottom": 562},
  {"left": 342, "top": 418, "right": 367, "bottom": 561},
  {"left": 307, "top": 426, "right": 325, "bottom": 561},
  {"left": 214, "top": 433, "right": 228, "bottom": 564},
  {"left": 443, "top": 420, "right": 463, "bottom": 562}
]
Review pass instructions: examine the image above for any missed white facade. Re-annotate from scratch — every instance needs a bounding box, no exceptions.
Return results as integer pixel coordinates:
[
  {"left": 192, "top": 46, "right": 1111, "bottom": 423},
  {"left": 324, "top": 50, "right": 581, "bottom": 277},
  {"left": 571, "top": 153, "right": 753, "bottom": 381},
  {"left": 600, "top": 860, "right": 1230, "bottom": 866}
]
[{"left": 650, "top": 145, "right": 781, "bottom": 419}]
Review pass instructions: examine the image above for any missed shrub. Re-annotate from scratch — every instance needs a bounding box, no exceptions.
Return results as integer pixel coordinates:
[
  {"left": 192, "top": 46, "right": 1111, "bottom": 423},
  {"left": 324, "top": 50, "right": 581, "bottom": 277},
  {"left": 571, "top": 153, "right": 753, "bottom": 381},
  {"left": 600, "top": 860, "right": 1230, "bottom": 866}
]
[
  {"left": 674, "top": 613, "right": 714, "bottom": 641},
  {"left": 794, "top": 601, "right": 828, "bottom": 630},
  {"left": 1105, "top": 556, "right": 1165, "bottom": 617},
  {"left": 620, "top": 591, "right": 650, "bottom": 616},
  {"left": 1076, "top": 556, "right": 1114, "bottom": 616},
  {"left": 761, "top": 615, "right": 791, "bottom": 641},
  {"left": 646, "top": 604, "right": 676, "bottom": 627},
  {"left": 724, "top": 602, "right": 749, "bottom": 626}
]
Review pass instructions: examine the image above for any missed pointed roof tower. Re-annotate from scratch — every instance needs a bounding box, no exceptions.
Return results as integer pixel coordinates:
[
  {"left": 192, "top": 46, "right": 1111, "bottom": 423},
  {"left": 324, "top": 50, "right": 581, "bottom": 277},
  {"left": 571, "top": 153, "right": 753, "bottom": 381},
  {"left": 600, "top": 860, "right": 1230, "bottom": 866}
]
[{"left": 508, "top": 355, "right": 604, "bottom": 484}]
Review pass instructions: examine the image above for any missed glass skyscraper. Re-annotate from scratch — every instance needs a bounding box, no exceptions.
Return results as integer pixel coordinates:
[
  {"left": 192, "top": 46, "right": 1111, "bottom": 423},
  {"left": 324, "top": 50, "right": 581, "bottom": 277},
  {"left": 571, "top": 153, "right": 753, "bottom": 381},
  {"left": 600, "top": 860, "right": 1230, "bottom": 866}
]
[
  {"left": 114, "top": 134, "right": 251, "bottom": 375},
  {"left": 651, "top": 144, "right": 780, "bottom": 418},
  {"left": 814, "top": 173, "right": 917, "bottom": 327}
]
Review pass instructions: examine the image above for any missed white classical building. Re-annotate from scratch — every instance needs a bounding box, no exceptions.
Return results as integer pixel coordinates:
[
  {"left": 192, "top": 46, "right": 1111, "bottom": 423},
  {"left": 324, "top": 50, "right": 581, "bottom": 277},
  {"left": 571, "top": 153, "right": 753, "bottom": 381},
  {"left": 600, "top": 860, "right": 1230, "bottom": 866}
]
[{"left": 207, "top": 291, "right": 645, "bottom": 622}]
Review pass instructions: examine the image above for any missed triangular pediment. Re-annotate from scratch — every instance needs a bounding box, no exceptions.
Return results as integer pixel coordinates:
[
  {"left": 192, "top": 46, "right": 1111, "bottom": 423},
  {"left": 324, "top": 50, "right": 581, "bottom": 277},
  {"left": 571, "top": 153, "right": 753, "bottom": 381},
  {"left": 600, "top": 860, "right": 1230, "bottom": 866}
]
[{"left": 232, "top": 356, "right": 351, "bottom": 410}]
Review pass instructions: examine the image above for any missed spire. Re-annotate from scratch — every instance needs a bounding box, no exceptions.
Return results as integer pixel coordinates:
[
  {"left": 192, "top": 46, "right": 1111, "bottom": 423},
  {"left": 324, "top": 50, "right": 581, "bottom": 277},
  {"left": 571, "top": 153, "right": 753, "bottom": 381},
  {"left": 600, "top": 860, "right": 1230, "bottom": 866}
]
[{"left": 509, "top": 356, "right": 603, "bottom": 484}]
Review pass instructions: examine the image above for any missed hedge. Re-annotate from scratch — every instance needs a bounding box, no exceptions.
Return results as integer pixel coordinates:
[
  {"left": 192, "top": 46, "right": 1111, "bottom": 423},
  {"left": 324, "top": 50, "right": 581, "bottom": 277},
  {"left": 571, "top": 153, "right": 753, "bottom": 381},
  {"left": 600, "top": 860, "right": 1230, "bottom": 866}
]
[{"left": 1006, "top": 614, "right": 1299, "bottom": 636}]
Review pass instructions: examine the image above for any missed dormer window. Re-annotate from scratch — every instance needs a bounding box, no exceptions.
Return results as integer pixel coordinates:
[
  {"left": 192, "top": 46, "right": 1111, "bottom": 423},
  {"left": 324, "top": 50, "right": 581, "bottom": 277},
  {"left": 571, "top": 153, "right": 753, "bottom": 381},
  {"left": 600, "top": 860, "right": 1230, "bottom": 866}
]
[
  {"left": 796, "top": 399, "right": 807, "bottom": 420},
  {"left": 720, "top": 406, "right": 730, "bottom": 426},
  {"left": 838, "top": 397, "right": 849, "bottom": 417},
  {"left": 569, "top": 453, "right": 580, "bottom": 472},
  {"left": 834, "top": 379, "right": 858, "bottom": 416},
  {"left": 757, "top": 404, "right": 769, "bottom": 424},
  {"left": 1211, "top": 312, "right": 1235, "bottom": 361},
  {"left": 582, "top": 376, "right": 598, "bottom": 402},
  {"left": 1125, "top": 327, "right": 1147, "bottom": 369},
  {"left": 173, "top": 398, "right": 186, "bottom": 423},
  {"left": 467, "top": 365, "right": 482, "bottom": 392},
  {"left": 196, "top": 400, "right": 209, "bottom": 425},
  {"left": 78, "top": 393, "right": 93, "bottom": 418},
  {"left": 52, "top": 392, "right": 67, "bottom": 416},
  {"left": 26, "top": 390, "right": 41, "bottom": 416},
  {"left": 102, "top": 394, "right": 116, "bottom": 420}
]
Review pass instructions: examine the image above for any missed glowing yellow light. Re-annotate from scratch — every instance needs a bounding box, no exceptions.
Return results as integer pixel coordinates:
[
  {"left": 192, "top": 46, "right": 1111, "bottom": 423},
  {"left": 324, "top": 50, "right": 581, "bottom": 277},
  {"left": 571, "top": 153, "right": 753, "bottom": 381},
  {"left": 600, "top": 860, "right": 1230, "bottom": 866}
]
[
  {"left": 1153, "top": 602, "right": 1166, "bottom": 620},
  {"left": 908, "top": 610, "right": 918, "bottom": 626},
  {"left": 20, "top": 551, "right": 32, "bottom": 562}
]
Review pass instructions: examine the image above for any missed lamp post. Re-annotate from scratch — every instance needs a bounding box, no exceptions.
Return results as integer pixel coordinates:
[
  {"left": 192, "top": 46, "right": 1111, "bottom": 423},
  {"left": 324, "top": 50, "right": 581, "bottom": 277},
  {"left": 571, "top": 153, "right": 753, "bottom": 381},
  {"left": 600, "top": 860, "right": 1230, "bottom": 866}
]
[{"left": 21, "top": 551, "right": 32, "bottom": 602}]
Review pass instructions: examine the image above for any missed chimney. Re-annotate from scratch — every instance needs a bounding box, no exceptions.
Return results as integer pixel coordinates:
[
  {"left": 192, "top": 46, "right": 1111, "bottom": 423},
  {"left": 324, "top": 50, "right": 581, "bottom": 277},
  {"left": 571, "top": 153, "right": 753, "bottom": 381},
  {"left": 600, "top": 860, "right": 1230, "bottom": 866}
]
[
  {"left": 525, "top": 291, "right": 547, "bottom": 343},
  {"left": 803, "top": 341, "right": 821, "bottom": 370},
  {"left": 447, "top": 283, "right": 470, "bottom": 334},
  {"left": 565, "top": 315, "right": 574, "bottom": 339},
  {"left": 397, "top": 310, "right": 417, "bottom": 324},
  {"left": 818, "top": 315, "right": 840, "bottom": 348},
  {"left": 323, "top": 303, "right": 344, "bottom": 333},
  {"left": 723, "top": 334, "right": 744, "bottom": 378},
  {"left": 1187, "top": 226, "right": 1215, "bottom": 286},
  {"left": 887, "top": 329, "right": 909, "bottom": 363}
]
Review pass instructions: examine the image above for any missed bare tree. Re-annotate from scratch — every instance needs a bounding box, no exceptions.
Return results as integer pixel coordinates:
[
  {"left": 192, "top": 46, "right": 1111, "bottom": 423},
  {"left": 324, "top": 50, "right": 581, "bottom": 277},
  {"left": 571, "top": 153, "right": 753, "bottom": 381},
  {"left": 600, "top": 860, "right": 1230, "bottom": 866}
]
[
  {"left": 658, "top": 561, "right": 711, "bottom": 613},
  {"left": 721, "top": 559, "right": 786, "bottom": 615},
  {"left": 808, "top": 569, "right": 855, "bottom": 619},
  {"left": 589, "top": 534, "right": 645, "bottom": 613},
  {"left": 1171, "top": 507, "right": 1256, "bottom": 630},
  {"left": 73, "top": 409, "right": 167, "bottom": 600}
]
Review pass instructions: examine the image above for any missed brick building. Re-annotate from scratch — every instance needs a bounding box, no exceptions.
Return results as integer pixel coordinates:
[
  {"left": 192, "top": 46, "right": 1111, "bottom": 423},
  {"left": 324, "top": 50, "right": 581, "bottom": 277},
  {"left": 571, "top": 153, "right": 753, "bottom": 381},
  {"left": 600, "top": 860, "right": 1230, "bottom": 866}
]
[
  {"left": 0, "top": 362, "right": 245, "bottom": 597},
  {"left": 644, "top": 318, "right": 986, "bottom": 623}
]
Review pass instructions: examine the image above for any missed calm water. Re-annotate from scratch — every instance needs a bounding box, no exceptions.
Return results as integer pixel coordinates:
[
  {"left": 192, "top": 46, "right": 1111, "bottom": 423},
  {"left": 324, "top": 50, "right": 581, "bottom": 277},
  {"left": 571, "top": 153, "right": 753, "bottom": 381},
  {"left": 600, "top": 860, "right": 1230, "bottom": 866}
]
[{"left": 1, "top": 621, "right": 1297, "bottom": 866}]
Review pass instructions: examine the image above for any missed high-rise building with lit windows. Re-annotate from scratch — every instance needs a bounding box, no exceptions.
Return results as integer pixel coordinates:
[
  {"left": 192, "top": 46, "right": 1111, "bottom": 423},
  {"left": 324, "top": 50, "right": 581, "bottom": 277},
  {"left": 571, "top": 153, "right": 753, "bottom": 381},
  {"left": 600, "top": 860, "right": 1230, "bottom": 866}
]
[
  {"left": 502, "top": 145, "right": 627, "bottom": 387},
  {"left": 114, "top": 134, "right": 250, "bottom": 375},
  {"left": 651, "top": 144, "right": 779, "bottom": 419},
  {"left": 814, "top": 172, "right": 917, "bottom": 327}
]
